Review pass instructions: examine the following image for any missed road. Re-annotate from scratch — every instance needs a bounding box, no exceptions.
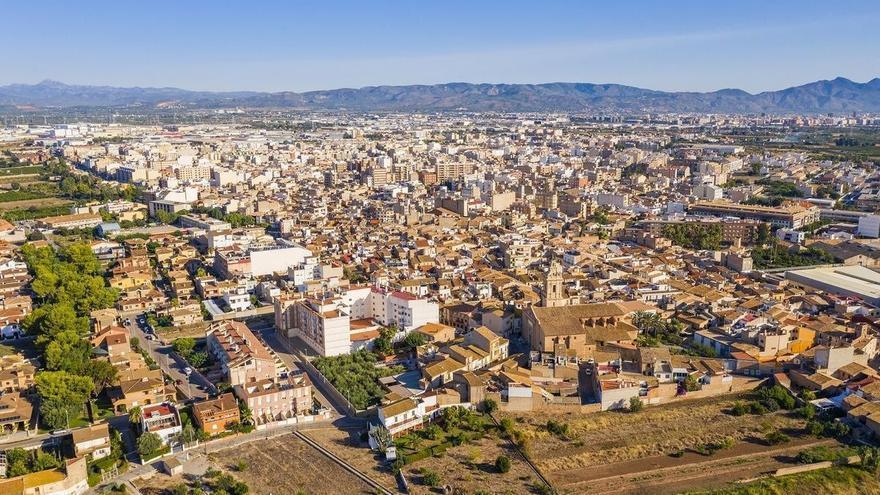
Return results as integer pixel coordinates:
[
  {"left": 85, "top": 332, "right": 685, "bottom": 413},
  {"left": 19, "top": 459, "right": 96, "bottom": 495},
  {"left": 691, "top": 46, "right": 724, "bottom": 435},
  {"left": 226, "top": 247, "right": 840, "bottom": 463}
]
[
  {"left": 245, "top": 319, "right": 352, "bottom": 418},
  {"left": 123, "top": 316, "right": 213, "bottom": 401}
]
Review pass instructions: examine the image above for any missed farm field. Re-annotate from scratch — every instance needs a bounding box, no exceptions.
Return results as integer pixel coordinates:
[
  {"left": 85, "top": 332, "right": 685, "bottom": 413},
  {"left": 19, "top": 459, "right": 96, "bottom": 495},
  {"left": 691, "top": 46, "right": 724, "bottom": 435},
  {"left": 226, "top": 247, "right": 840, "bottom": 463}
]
[
  {"left": 0, "top": 197, "right": 70, "bottom": 211},
  {"left": 497, "top": 393, "right": 817, "bottom": 494},
  {"left": 306, "top": 423, "right": 540, "bottom": 495},
  {"left": 208, "top": 433, "right": 375, "bottom": 495}
]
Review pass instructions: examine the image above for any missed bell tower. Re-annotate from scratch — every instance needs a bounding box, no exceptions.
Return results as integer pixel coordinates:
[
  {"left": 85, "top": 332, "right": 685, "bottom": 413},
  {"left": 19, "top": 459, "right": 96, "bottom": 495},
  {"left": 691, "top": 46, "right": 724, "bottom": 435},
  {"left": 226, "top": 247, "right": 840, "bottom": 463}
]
[{"left": 542, "top": 261, "right": 565, "bottom": 307}]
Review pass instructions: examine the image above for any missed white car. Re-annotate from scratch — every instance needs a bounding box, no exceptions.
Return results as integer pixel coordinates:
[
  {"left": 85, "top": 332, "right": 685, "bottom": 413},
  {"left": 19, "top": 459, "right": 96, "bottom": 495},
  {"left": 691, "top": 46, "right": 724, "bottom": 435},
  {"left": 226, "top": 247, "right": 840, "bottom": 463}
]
[{"left": 183, "top": 367, "right": 193, "bottom": 376}]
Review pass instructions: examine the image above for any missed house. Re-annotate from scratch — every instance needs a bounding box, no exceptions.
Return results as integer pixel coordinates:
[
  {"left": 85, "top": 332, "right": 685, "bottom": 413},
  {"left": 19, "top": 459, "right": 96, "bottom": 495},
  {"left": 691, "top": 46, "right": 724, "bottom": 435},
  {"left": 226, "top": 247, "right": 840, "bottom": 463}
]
[
  {"left": 141, "top": 402, "right": 182, "bottom": 444},
  {"left": 0, "top": 392, "right": 35, "bottom": 435},
  {"left": 414, "top": 322, "right": 456, "bottom": 343},
  {"left": 0, "top": 456, "right": 88, "bottom": 495},
  {"left": 193, "top": 393, "right": 240, "bottom": 436},
  {"left": 110, "top": 370, "right": 175, "bottom": 413},
  {"left": 232, "top": 372, "right": 312, "bottom": 425},
  {"left": 378, "top": 397, "right": 424, "bottom": 437},
  {"left": 206, "top": 320, "right": 278, "bottom": 387},
  {"left": 72, "top": 423, "right": 112, "bottom": 460}
]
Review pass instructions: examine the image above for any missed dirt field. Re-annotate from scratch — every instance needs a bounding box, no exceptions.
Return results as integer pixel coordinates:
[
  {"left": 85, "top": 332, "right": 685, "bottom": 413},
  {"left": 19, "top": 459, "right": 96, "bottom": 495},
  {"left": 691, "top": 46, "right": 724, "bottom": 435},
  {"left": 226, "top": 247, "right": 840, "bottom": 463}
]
[
  {"left": 209, "top": 433, "right": 375, "bottom": 495},
  {"left": 306, "top": 426, "right": 540, "bottom": 495},
  {"left": 0, "top": 197, "right": 70, "bottom": 210},
  {"left": 499, "top": 393, "right": 814, "bottom": 494}
]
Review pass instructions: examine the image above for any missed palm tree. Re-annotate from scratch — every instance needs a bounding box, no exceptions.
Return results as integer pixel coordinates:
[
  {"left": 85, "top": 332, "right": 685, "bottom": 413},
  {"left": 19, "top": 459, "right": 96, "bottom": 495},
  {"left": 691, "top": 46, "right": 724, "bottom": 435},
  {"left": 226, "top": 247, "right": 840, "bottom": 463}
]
[
  {"left": 128, "top": 406, "right": 142, "bottom": 426},
  {"left": 238, "top": 401, "right": 254, "bottom": 426}
]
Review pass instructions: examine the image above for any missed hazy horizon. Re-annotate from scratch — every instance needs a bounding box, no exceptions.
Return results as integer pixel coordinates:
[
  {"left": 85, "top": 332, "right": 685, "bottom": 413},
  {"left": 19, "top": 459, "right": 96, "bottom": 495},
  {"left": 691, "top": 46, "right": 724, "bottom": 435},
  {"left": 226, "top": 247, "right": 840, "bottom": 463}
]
[{"left": 2, "top": 0, "right": 879, "bottom": 94}]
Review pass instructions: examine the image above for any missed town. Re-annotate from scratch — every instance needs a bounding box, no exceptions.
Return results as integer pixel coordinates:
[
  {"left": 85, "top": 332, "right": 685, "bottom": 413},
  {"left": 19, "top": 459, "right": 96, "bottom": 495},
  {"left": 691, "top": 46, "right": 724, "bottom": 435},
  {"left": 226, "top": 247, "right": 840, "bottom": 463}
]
[{"left": 0, "top": 109, "right": 875, "bottom": 495}]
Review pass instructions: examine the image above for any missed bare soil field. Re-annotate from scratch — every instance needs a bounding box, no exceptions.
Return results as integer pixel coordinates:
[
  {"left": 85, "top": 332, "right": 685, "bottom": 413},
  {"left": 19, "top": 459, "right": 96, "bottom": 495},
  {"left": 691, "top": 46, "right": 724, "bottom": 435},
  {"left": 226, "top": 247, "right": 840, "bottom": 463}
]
[
  {"left": 0, "top": 197, "right": 70, "bottom": 211},
  {"left": 306, "top": 425, "right": 540, "bottom": 495},
  {"left": 499, "top": 393, "right": 814, "bottom": 494},
  {"left": 209, "top": 433, "right": 374, "bottom": 495}
]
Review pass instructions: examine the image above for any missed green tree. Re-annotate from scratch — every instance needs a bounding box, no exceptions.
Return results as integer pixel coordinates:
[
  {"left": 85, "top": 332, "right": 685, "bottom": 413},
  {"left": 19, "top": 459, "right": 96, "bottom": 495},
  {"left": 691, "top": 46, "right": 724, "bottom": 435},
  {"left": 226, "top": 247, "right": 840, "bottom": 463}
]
[
  {"left": 402, "top": 331, "right": 426, "bottom": 350},
  {"left": 35, "top": 371, "right": 93, "bottom": 429},
  {"left": 137, "top": 432, "right": 163, "bottom": 460},
  {"left": 495, "top": 455, "right": 511, "bottom": 473},
  {"left": 172, "top": 337, "right": 196, "bottom": 357},
  {"left": 86, "top": 359, "right": 118, "bottom": 393}
]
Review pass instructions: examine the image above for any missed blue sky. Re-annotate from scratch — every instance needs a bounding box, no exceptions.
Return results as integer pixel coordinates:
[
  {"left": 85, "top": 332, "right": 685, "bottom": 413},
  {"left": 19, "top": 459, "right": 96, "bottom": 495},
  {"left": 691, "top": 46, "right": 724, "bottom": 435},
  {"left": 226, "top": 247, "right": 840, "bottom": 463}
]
[{"left": 2, "top": 0, "right": 878, "bottom": 93}]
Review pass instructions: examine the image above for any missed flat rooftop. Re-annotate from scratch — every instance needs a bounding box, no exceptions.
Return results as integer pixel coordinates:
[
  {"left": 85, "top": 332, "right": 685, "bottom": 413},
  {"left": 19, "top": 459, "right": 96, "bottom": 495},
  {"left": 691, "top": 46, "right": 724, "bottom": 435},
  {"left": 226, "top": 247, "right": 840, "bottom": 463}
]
[{"left": 785, "top": 265, "right": 880, "bottom": 305}]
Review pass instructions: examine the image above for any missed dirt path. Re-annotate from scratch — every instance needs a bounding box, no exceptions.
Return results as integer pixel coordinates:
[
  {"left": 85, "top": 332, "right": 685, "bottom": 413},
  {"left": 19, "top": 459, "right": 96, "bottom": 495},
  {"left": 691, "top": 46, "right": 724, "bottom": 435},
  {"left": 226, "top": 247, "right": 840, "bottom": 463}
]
[{"left": 552, "top": 436, "right": 840, "bottom": 495}]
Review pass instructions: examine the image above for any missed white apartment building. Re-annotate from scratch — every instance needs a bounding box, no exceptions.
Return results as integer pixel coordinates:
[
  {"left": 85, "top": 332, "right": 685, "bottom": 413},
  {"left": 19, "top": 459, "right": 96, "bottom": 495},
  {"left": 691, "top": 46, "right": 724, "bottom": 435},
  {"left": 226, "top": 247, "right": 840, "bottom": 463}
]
[{"left": 276, "top": 286, "right": 440, "bottom": 357}]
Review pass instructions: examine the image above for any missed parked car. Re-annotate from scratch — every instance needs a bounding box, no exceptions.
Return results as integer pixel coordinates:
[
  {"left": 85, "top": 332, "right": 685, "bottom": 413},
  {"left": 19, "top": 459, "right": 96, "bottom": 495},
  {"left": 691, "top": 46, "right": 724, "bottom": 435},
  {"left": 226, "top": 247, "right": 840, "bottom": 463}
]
[{"left": 183, "top": 367, "right": 193, "bottom": 376}]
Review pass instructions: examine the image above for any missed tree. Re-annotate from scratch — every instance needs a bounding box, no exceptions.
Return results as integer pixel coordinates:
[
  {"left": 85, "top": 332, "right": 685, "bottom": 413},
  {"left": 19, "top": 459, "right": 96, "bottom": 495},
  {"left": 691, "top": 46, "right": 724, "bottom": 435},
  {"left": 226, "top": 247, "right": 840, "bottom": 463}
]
[
  {"left": 86, "top": 360, "right": 118, "bottom": 393},
  {"left": 684, "top": 374, "right": 701, "bottom": 392},
  {"left": 495, "top": 455, "right": 511, "bottom": 473},
  {"left": 402, "top": 331, "right": 426, "bottom": 350},
  {"left": 35, "top": 371, "right": 94, "bottom": 429},
  {"left": 482, "top": 398, "right": 498, "bottom": 415},
  {"left": 128, "top": 406, "right": 142, "bottom": 426},
  {"left": 755, "top": 223, "right": 771, "bottom": 246},
  {"left": 172, "top": 337, "right": 196, "bottom": 357},
  {"left": 239, "top": 401, "right": 254, "bottom": 426},
  {"left": 137, "top": 432, "right": 163, "bottom": 460}
]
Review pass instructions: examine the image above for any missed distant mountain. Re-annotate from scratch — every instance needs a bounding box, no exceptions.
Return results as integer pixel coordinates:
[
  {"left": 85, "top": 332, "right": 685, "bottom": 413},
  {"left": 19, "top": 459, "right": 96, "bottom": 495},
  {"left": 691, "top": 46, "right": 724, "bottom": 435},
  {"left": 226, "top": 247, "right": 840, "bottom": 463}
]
[{"left": 1, "top": 77, "right": 879, "bottom": 113}]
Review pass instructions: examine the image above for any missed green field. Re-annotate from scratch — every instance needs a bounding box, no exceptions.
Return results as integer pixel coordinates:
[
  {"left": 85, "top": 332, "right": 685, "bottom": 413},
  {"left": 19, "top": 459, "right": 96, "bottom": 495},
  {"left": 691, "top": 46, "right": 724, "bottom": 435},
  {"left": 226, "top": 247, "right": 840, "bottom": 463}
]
[{"left": 0, "top": 165, "right": 45, "bottom": 176}]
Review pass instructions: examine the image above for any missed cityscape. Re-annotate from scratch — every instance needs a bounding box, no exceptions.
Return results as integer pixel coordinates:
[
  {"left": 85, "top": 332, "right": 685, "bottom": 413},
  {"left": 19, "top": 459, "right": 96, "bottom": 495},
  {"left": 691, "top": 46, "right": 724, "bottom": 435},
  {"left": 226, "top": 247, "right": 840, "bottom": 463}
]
[{"left": 1, "top": 2, "right": 880, "bottom": 495}]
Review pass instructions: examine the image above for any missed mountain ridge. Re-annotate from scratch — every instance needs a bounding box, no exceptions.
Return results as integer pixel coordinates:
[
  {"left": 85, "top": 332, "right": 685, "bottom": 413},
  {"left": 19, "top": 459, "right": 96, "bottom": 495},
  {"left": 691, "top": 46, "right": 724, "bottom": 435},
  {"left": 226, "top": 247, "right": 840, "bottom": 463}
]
[{"left": 1, "top": 77, "right": 879, "bottom": 113}]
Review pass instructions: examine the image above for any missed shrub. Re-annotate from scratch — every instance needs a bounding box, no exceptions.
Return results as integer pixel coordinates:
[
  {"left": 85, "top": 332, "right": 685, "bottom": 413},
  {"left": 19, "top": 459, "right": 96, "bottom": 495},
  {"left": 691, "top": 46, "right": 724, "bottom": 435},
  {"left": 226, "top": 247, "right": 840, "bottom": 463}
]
[
  {"left": 765, "top": 430, "right": 790, "bottom": 445},
  {"left": 755, "top": 385, "right": 796, "bottom": 410},
  {"left": 421, "top": 468, "right": 440, "bottom": 487},
  {"left": 546, "top": 419, "right": 569, "bottom": 438},
  {"left": 762, "top": 398, "right": 780, "bottom": 412},
  {"left": 750, "top": 402, "right": 768, "bottom": 415},
  {"left": 481, "top": 398, "right": 498, "bottom": 414},
  {"left": 495, "top": 455, "right": 511, "bottom": 473},
  {"left": 798, "top": 404, "right": 817, "bottom": 420},
  {"left": 532, "top": 482, "right": 555, "bottom": 495},
  {"left": 629, "top": 396, "right": 644, "bottom": 412},
  {"left": 730, "top": 401, "right": 749, "bottom": 416}
]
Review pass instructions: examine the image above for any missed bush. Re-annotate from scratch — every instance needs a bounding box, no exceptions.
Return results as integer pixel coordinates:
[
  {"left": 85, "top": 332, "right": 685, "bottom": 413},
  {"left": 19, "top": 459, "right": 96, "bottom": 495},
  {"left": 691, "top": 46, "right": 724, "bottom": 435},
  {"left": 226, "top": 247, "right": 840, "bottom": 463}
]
[
  {"left": 755, "top": 385, "right": 796, "bottom": 410},
  {"left": 730, "top": 401, "right": 749, "bottom": 416},
  {"left": 798, "top": 404, "right": 817, "bottom": 420},
  {"left": 481, "top": 398, "right": 498, "bottom": 414},
  {"left": 421, "top": 468, "right": 440, "bottom": 487},
  {"left": 796, "top": 445, "right": 859, "bottom": 464},
  {"left": 762, "top": 398, "right": 781, "bottom": 412},
  {"left": 765, "top": 430, "right": 791, "bottom": 445},
  {"left": 750, "top": 402, "right": 768, "bottom": 415},
  {"left": 532, "top": 482, "right": 555, "bottom": 495},
  {"left": 495, "top": 455, "right": 511, "bottom": 473},
  {"left": 546, "top": 419, "right": 569, "bottom": 438},
  {"left": 629, "top": 396, "right": 644, "bottom": 412}
]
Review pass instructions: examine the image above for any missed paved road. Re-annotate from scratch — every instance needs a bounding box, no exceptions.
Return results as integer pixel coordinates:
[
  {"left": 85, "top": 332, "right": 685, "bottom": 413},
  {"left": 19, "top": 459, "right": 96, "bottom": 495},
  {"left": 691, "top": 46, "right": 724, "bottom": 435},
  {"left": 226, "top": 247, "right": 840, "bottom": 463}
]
[
  {"left": 246, "top": 320, "right": 351, "bottom": 417},
  {"left": 123, "top": 316, "right": 213, "bottom": 401}
]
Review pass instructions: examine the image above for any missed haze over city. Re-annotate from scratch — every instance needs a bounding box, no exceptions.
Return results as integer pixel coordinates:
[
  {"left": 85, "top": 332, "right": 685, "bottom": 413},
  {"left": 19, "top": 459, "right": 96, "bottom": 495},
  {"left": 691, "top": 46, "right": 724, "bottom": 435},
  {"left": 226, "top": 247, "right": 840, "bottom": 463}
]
[{"left": 2, "top": 0, "right": 879, "bottom": 93}]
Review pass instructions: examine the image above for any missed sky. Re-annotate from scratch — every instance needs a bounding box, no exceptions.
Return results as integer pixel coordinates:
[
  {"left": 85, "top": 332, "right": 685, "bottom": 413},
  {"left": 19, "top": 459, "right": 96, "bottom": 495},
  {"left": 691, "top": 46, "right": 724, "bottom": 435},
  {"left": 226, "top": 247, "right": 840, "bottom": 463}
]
[{"left": 1, "top": 0, "right": 879, "bottom": 94}]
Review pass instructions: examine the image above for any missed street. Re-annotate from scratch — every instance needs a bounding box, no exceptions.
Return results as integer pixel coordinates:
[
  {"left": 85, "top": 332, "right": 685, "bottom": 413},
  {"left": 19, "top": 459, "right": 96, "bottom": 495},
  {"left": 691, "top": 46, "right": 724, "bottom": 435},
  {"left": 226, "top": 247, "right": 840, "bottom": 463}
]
[
  {"left": 244, "top": 318, "right": 350, "bottom": 417},
  {"left": 123, "top": 316, "right": 213, "bottom": 401}
]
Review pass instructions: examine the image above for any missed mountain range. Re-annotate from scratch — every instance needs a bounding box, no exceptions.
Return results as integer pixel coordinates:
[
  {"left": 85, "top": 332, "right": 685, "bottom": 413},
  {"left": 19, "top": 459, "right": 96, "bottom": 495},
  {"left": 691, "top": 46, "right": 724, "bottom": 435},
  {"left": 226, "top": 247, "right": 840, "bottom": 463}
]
[{"left": 1, "top": 77, "right": 880, "bottom": 113}]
